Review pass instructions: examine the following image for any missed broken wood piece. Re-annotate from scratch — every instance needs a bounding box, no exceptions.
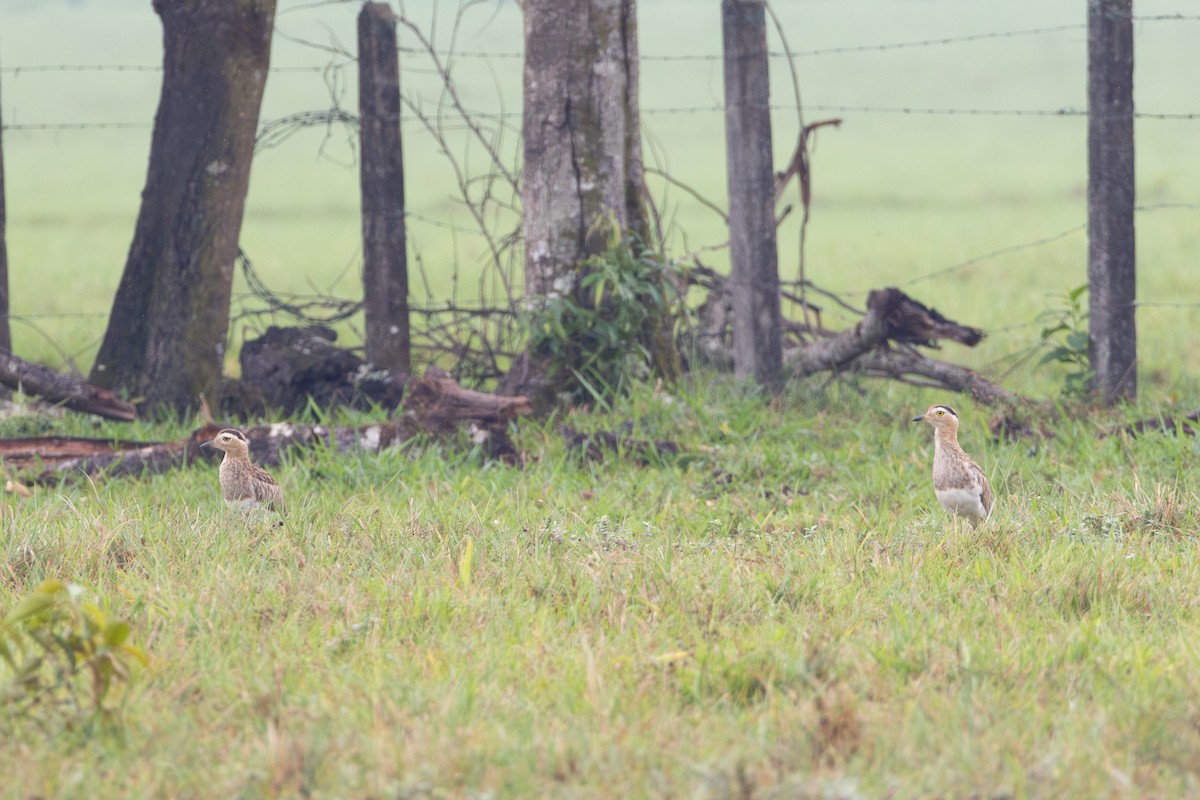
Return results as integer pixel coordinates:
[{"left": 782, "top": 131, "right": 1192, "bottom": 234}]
[
  {"left": 1, "top": 370, "right": 533, "bottom": 485},
  {"left": 0, "top": 424, "right": 401, "bottom": 486},
  {"left": 1103, "top": 410, "right": 1200, "bottom": 438},
  {"left": 239, "top": 325, "right": 406, "bottom": 415},
  {"left": 873, "top": 288, "right": 984, "bottom": 348},
  {"left": 0, "top": 434, "right": 189, "bottom": 483},
  {"left": 0, "top": 350, "right": 136, "bottom": 421},
  {"left": 402, "top": 366, "right": 532, "bottom": 434}
]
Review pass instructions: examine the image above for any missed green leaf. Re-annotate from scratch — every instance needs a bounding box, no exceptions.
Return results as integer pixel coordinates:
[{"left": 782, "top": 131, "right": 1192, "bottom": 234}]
[
  {"left": 1040, "top": 323, "right": 1068, "bottom": 340},
  {"left": 103, "top": 621, "right": 131, "bottom": 648},
  {"left": 0, "top": 636, "right": 15, "bottom": 668},
  {"left": 1066, "top": 331, "right": 1090, "bottom": 351},
  {"left": 1038, "top": 347, "right": 1070, "bottom": 366},
  {"left": 119, "top": 644, "right": 149, "bottom": 668},
  {"left": 4, "top": 592, "right": 59, "bottom": 626}
]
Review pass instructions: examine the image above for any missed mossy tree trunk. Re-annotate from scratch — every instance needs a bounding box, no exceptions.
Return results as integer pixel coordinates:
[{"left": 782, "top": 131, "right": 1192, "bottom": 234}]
[
  {"left": 89, "top": 0, "right": 275, "bottom": 414},
  {"left": 514, "top": 0, "right": 679, "bottom": 401},
  {"left": 522, "top": 0, "right": 647, "bottom": 299}
]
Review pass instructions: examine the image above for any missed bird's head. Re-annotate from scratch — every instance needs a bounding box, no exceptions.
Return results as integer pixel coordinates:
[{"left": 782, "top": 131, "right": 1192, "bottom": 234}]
[
  {"left": 201, "top": 428, "right": 251, "bottom": 457},
  {"left": 911, "top": 404, "right": 959, "bottom": 431}
]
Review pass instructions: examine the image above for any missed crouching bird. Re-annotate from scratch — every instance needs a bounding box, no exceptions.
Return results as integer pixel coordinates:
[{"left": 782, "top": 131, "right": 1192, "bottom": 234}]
[
  {"left": 200, "top": 428, "right": 286, "bottom": 515},
  {"left": 911, "top": 404, "right": 992, "bottom": 528}
]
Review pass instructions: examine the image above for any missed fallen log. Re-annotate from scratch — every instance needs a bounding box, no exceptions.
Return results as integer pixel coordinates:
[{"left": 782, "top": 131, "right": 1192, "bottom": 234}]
[
  {"left": 1103, "top": 410, "right": 1200, "bottom": 439},
  {"left": 403, "top": 366, "right": 532, "bottom": 434},
  {"left": 0, "top": 369, "right": 531, "bottom": 485},
  {"left": 0, "top": 350, "right": 136, "bottom": 421}
]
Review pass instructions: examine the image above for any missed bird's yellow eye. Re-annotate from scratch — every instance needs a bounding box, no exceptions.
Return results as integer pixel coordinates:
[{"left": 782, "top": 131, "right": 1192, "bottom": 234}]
[{"left": 936, "top": 410, "right": 944, "bottom": 416}]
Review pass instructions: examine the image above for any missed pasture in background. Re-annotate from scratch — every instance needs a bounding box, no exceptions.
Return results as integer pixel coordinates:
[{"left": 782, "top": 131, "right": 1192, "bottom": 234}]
[{"left": 1, "top": 0, "right": 1197, "bottom": 397}]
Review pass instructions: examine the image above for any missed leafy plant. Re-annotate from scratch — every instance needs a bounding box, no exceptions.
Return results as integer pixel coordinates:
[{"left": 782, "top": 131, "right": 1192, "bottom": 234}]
[
  {"left": 1, "top": 579, "right": 147, "bottom": 733},
  {"left": 1037, "top": 284, "right": 1092, "bottom": 399},
  {"left": 526, "top": 229, "right": 684, "bottom": 407}
]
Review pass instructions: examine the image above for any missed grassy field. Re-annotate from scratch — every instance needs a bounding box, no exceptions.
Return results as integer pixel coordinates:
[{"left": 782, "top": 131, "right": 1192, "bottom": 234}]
[
  {"left": 4, "top": 379, "right": 1200, "bottom": 798},
  {"left": 3, "top": 2, "right": 1200, "bottom": 797}
]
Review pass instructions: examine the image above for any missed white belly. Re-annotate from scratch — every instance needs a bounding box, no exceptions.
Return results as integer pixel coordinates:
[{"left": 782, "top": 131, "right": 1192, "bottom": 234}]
[{"left": 935, "top": 487, "right": 988, "bottom": 522}]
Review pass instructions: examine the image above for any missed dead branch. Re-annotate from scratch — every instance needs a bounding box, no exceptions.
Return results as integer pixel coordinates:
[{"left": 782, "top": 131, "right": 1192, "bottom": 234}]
[
  {"left": 0, "top": 350, "right": 136, "bottom": 421},
  {"left": 853, "top": 346, "right": 1021, "bottom": 407},
  {"left": 786, "top": 287, "right": 902, "bottom": 377},
  {"left": 773, "top": 118, "right": 843, "bottom": 209},
  {"left": 875, "top": 288, "right": 983, "bottom": 348},
  {"left": 685, "top": 271, "right": 1018, "bottom": 404}
]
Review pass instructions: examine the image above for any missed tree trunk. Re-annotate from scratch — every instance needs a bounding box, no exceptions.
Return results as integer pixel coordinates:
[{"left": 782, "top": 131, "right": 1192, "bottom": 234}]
[
  {"left": 521, "top": 0, "right": 647, "bottom": 297},
  {"left": 513, "top": 0, "right": 679, "bottom": 404},
  {"left": 722, "top": 0, "right": 782, "bottom": 391},
  {"left": 1086, "top": 0, "right": 1136, "bottom": 405},
  {"left": 0, "top": 69, "right": 10, "bottom": 353},
  {"left": 89, "top": 0, "right": 275, "bottom": 414},
  {"left": 358, "top": 2, "right": 410, "bottom": 374}
]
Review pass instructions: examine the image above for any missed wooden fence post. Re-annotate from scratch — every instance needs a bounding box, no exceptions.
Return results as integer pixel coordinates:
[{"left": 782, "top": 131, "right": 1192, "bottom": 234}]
[
  {"left": 1087, "top": 0, "right": 1136, "bottom": 404},
  {"left": 358, "top": 2, "right": 410, "bottom": 374},
  {"left": 722, "top": 0, "right": 782, "bottom": 391}
]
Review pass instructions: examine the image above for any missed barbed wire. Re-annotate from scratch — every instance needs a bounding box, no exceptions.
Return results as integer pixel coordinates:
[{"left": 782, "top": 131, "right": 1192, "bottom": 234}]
[
  {"left": 641, "top": 104, "right": 1199, "bottom": 120},
  {"left": 0, "top": 64, "right": 345, "bottom": 74},
  {"left": 860, "top": 201, "right": 1200, "bottom": 294},
  {"left": 389, "top": 15, "right": 1199, "bottom": 61},
  {"left": 3, "top": 121, "right": 152, "bottom": 131},
  {"left": 892, "top": 224, "right": 1088, "bottom": 293},
  {"left": 4, "top": 11, "right": 1198, "bottom": 130},
  {"left": 7, "top": 103, "right": 1199, "bottom": 133},
  {"left": 1, "top": 12, "right": 1196, "bottom": 76}
]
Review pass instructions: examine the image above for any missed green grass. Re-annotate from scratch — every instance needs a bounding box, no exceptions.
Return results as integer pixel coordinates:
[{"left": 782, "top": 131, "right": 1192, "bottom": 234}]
[{"left": 4, "top": 377, "right": 1200, "bottom": 797}]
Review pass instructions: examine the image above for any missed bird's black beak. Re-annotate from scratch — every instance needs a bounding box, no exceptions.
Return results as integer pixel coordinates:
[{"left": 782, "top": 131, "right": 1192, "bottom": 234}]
[
  {"left": 200, "top": 441, "right": 213, "bottom": 448},
  {"left": 910, "top": 415, "right": 924, "bottom": 423}
]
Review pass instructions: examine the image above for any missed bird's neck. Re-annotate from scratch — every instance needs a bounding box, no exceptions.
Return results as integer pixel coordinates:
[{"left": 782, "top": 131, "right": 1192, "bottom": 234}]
[{"left": 933, "top": 426, "right": 964, "bottom": 455}]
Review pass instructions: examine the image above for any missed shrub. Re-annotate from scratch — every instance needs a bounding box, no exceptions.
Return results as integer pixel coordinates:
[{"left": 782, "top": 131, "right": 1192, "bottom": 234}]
[
  {"left": 1038, "top": 283, "right": 1092, "bottom": 400},
  {"left": 1, "top": 579, "right": 146, "bottom": 733},
  {"left": 526, "top": 231, "right": 683, "bottom": 407}
]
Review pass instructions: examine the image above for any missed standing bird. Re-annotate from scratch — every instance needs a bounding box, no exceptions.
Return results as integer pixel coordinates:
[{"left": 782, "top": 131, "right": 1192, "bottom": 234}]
[
  {"left": 200, "top": 428, "right": 286, "bottom": 515},
  {"left": 911, "top": 404, "right": 992, "bottom": 528}
]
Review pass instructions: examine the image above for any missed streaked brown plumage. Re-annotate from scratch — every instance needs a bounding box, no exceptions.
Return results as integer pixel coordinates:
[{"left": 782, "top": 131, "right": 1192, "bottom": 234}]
[
  {"left": 200, "top": 428, "right": 285, "bottom": 514},
  {"left": 911, "top": 404, "right": 992, "bottom": 528}
]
